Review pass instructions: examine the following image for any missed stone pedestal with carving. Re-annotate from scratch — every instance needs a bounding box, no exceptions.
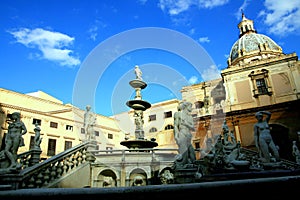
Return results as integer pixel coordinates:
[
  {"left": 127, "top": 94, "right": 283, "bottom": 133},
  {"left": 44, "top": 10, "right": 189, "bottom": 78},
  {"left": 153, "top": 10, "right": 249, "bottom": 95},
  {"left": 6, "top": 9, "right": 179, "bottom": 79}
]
[{"left": 86, "top": 140, "right": 97, "bottom": 163}]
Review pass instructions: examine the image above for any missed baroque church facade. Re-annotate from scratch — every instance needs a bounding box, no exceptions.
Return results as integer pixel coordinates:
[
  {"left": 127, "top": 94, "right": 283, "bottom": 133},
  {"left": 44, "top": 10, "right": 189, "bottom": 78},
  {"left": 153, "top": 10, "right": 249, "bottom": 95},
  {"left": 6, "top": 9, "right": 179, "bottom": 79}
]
[{"left": 182, "top": 13, "right": 300, "bottom": 161}]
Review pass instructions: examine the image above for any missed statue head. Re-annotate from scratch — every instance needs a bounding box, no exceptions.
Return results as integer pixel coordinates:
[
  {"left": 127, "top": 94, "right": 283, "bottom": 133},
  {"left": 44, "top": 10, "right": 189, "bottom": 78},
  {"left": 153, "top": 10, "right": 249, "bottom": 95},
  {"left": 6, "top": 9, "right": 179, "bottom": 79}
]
[
  {"left": 255, "top": 111, "right": 263, "bottom": 120},
  {"left": 10, "top": 112, "right": 21, "bottom": 120},
  {"left": 86, "top": 105, "right": 91, "bottom": 111},
  {"left": 181, "top": 101, "right": 192, "bottom": 112}
]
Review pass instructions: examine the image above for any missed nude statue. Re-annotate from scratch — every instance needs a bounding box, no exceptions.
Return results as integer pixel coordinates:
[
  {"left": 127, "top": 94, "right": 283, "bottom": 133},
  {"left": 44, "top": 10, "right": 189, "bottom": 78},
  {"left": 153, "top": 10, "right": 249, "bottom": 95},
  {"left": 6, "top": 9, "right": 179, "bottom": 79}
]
[
  {"left": 84, "top": 105, "right": 96, "bottom": 140},
  {"left": 173, "top": 101, "right": 196, "bottom": 166},
  {"left": 134, "top": 65, "right": 143, "bottom": 80},
  {"left": 253, "top": 111, "right": 280, "bottom": 163}
]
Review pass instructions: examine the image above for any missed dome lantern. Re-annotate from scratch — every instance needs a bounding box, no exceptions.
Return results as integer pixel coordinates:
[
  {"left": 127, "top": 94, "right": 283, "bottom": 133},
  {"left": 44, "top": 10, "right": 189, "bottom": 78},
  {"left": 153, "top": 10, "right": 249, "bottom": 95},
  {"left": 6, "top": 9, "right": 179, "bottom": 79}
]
[
  {"left": 227, "top": 13, "right": 283, "bottom": 67},
  {"left": 238, "top": 12, "right": 257, "bottom": 38}
]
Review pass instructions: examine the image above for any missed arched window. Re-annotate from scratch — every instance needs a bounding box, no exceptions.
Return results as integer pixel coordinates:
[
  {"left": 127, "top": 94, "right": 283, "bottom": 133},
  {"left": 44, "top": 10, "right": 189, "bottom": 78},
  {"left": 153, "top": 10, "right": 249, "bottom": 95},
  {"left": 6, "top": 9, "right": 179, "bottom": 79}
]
[
  {"left": 149, "top": 127, "right": 157, "bottom": 133},
  {"left": 165, "top": 124, "right": 174, "bottom": 130}
]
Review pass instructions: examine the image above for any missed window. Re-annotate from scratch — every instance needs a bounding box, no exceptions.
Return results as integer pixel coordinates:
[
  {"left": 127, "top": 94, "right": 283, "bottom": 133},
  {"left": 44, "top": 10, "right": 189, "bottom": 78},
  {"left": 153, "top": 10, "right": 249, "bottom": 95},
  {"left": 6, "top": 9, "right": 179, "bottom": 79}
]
[
  {"left": 29, "top": 136, "right": 35, "bottom": 149},
  {"left": 149, "top": 127, "right": 157, "bottom": 133},
  {"left": 249, "top": 69, "right": 272, "bottom": 98},
  {"left": 50, "top": 122, "right": 58, "bottom": 128},
  {"left": 149, "top": 114, "right": 156, "bottom": 121},
  {"left": 64, "top": 141, "right": 72, "bottom": 150},
  {"left": 66, "top": 125, "right": 73, "bottom": 131},
  {"left": 165, "top": 124, "right": 174, "bottom": 130},
  {"left": 164, "top": 111, "right": 172, "bottom": 118},
  {"left": 194, "top": 101, "right": 204, "bottom": 109},
  {"left": 47, "top": 139, "right": 56, "bottom": 156},
  {"left": 81, "top": 128, "right": 85, "bottom": 134},
  {"left": 33, "top": 118, "right": 41, "bottom": 125},
  {"left": 108, "top": 133, "right": 113, "bottom": 139},
  {"left": 95, "top": 131, "right": 99, "bottom": 137},
  {"left": 256, "top": 79, "right": 268, "bottom": 95}
]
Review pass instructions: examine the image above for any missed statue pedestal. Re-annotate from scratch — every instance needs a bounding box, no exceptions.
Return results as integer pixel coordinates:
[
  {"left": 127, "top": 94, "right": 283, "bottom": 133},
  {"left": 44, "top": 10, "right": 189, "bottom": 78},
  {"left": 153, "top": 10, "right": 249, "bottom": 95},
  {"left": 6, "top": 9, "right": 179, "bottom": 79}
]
[
  {"left": 173, "top": 167, "right": 199, "bottom": 184},
  {"left": 29, "top": 148, "right": 42, "bottom": 166},
  {"left": 86, "top": 140, "right": 97, "bottom": 162}
]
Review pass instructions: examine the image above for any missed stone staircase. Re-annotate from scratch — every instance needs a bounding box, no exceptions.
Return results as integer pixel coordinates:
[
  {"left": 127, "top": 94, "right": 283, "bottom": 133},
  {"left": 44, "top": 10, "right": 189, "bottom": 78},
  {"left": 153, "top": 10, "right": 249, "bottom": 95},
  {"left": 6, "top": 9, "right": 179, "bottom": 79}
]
[{"left": 0, "top": 141, "right": 96, "bottom": 190}]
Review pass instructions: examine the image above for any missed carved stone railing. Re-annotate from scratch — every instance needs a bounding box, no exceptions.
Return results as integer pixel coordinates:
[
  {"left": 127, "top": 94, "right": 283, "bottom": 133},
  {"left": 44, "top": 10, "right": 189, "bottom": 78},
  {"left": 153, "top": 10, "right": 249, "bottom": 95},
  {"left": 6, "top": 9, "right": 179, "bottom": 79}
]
[
  {"left": 17, "top": 151, "right": 32, "bottom": 169},
  {"left": 17, "top": 148, "right": 42, "bottom": 169},
  {"left": 12, "top": 141, "right": 95, "bottom": 189}
]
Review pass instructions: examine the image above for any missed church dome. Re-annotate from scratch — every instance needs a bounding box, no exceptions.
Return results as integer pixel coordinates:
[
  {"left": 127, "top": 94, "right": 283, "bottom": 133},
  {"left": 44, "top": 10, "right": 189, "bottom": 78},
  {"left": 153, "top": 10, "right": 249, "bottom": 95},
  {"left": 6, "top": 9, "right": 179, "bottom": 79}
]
[{"left": 228, "top": 13, "right": 283, "bottom": 67}]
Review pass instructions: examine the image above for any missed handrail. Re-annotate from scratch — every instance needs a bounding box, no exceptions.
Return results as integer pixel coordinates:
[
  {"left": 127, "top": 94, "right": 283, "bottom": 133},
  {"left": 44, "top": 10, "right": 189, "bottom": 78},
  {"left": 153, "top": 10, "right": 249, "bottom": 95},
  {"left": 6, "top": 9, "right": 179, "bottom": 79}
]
[{"left": 17, "top": 141, "right": 93, "bottom": 189}]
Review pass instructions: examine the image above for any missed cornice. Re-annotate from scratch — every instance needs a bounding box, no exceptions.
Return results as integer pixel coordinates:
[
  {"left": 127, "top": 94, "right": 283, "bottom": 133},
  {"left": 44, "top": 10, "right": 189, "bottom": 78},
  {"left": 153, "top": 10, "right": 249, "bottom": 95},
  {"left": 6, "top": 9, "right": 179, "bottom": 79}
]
[
  {"left": 0, "top": 103, "right": 83, "bottom": 124},
  {"left": 222, "top": 53, "right": 298, "bottom": 76},
  {"left": 0, "top": 88, "right": 66, "bottom": 106},
  {"left": 0, "top": 102, "right": 122, "bottom": 132}
]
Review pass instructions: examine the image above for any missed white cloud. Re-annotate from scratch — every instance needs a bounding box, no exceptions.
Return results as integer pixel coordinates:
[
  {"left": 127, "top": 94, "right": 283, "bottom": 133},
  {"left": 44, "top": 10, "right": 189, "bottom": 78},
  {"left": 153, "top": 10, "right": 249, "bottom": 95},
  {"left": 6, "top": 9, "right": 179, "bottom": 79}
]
[
  {"left": 259, "top": 0, "right": 300, "bottom": 36},
  {"left": 234, "top": 0, "right": 250, "bottom": 20},
  {"left": 88, "top": 19, "right": 107, "bottom": 41},
  {"left": 189, "top": 28, "right": 195, "bottom": 35},
  {"left": 88, "top": 25, "right": 98, "bottom": 41},
  {"left": 201, "top": 65, "right": 221, "bottom": 81},
  {"left": 198, "top": 0, "right": 229, "bottom": 9},
  {"left": 188, "top": 76, "right": 198, "bottom": 84},
  {"left": 9, "top": 28, "right": 80, "bottom": 67},
  {"left": 158, "top": 0, "right": 229, "bottom": 16},
  {"left": 199, "top": 37, "right": 210, "bottom": 43},
  {"left": 158, "top": 0, "right": 192, "bottom": 16}
]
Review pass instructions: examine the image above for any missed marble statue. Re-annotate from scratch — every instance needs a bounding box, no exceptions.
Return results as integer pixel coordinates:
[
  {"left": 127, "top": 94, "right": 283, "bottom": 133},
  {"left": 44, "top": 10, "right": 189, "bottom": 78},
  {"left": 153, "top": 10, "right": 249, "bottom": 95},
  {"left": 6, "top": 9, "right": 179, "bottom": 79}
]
[
  {"left": 200, "top": 137, "right": 214, "bottom": 158},
  {"left": 134, "top": 110, "right": 144, "bottom": 139},
  {"left": 1, "top": 112, "right": 27, "bottom": 169},
  {"left": 132, "top": 175, "right": 144, "bottom": 186},
  {"left": 33, "top": 123, "right": 42, "bottom": 149},
  {"left": 102, "top": 176, "right": 115, "bottom": 187},
  {"left": 253, "top": 111, "right": 280, "bottom": 163},
  {"left": 292, "top": 141, "right": 300, "bottom": 164},
  {"left": 222, "top": 120, "right": 236, "bottom": 149},
  {"left": 134, "top": 65, "right": 143, "bottom": 80},
  {"left": 173, "top": 101, "right": 196, "bottom": 167},
  {"left": 160, "top": 169, "right": 174, "bottom": 184},
  {"left": 84, "top": 105, "right": 97, "bottom": 140}
]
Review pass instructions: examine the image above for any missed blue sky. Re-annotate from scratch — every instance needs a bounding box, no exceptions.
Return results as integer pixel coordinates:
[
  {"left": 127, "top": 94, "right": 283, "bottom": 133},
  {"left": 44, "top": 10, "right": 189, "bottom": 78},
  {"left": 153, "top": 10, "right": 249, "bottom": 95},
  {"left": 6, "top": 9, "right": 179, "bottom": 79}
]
[{"left": 1, "top": 0, "right": 300, "bottom": 116}]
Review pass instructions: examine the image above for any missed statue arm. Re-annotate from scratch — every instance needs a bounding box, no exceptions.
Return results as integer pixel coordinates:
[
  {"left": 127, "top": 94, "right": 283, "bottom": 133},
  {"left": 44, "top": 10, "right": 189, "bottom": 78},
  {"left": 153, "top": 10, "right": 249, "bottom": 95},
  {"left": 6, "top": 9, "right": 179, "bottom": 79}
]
[
  {"left": 253, "top": 124, "right": 260, "bottom": 150},
  {"left": 261, "top": 111, "right": 271, "bottom": 122},
  {"left": 93, "top": 114, "right": 97, "bottom": 124},
  {"left": 21, "top": 122, "right": 27, "bottom": 135},
  {"left": 173, "top": 113, "right": 180, "bottom": 139}
]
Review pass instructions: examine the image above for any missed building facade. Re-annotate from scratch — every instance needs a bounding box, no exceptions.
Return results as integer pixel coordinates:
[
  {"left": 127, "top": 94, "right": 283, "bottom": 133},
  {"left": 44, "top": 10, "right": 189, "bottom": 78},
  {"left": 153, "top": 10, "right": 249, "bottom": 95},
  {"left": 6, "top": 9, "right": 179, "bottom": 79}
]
[
  {"left": 0, "top": 88, "right": 124, "bottom": 160},
  {"left": 181, "top": 13, "right": 300, "bottom": 160}
]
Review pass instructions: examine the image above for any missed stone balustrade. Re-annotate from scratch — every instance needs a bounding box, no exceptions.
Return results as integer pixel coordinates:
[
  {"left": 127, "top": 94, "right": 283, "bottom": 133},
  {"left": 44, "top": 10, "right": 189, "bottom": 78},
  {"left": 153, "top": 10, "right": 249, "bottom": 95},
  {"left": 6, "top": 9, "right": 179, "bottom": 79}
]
[{"left": 0, "top": 141, "right": 93, "bottom": 190}]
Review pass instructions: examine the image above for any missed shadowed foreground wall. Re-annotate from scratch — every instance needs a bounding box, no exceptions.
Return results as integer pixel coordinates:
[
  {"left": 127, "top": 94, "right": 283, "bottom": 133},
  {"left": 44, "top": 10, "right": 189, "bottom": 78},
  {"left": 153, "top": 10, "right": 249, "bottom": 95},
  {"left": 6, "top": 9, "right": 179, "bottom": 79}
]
[{"left": 1, "top": 175, "right": 300, "bottom": 199}]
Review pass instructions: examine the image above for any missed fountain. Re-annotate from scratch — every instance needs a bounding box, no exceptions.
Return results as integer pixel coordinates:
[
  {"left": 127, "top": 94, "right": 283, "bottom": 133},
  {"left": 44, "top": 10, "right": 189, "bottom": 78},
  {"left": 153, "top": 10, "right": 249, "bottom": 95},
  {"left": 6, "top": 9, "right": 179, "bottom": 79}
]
[{"left": 120, "top": 65, "right": 158, "bottom": 149}]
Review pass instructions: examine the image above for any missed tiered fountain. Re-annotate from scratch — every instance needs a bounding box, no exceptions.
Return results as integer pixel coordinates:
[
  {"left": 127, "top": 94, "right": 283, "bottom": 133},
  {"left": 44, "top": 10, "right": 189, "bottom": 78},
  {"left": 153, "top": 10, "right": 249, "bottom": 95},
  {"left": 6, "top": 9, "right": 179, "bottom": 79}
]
[{"left": 120, "top": 65, "right": 158, "bottom": 149}]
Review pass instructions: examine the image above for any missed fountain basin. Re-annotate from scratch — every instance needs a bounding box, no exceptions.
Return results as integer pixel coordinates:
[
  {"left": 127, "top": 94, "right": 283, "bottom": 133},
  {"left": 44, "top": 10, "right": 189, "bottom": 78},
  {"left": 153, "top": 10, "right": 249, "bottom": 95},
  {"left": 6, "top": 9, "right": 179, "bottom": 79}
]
[
  {"left": 126, "top": 99, "right": 151, "bottom": 111},
  {"left": 129, "top": 79, "right": 147, "bottom": 89},
  {"left": 120, "top": 139, "right": 158, "bottom": 149}
]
